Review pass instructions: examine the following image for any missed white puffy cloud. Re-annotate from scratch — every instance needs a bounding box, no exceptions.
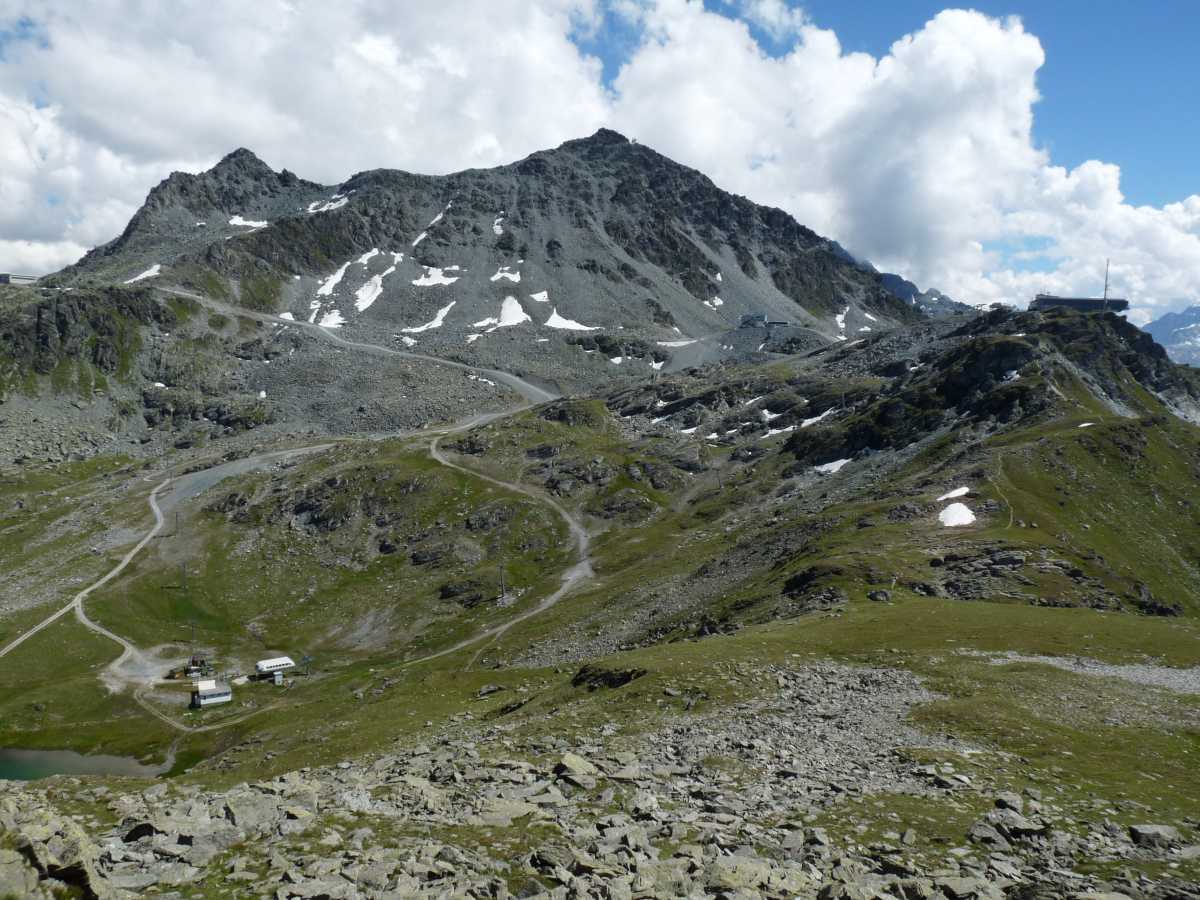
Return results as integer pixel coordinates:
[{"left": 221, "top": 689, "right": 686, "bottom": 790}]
[
  {"left": 603, "top": 3, "right": 1200, "bottom": 320},
  {"left": 1, "top": 0, "right": 1198, "bottom": 324},
  {"left": 0, "top": 0, "right": 609, "bottom": 272}
]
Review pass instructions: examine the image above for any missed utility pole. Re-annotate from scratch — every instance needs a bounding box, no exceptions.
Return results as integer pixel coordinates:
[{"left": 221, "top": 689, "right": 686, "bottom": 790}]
[{"left": 1103, "top": 259, "right": 1110, "bottom": 307}]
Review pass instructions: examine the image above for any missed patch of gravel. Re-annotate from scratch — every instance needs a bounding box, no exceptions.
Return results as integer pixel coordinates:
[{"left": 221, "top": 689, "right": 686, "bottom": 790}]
[{"left": 975, "top": 650, "right": 1200, "bottom": 695}]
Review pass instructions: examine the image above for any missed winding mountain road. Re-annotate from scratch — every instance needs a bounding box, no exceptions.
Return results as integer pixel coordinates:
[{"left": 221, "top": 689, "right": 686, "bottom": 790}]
[{"left": 1, "top": 289, "right": 594, "bottom": 736}]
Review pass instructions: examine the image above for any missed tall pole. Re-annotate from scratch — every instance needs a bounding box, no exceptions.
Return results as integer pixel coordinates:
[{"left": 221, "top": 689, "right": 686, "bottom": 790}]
[{"left": 1103, "top": 259, "right": 1110, "bottom": 304}]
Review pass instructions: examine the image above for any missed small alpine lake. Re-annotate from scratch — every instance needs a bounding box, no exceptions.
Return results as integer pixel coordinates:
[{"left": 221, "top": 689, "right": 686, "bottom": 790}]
[{"left": 0, "top": 747, "right": 171, "bottom": 781}]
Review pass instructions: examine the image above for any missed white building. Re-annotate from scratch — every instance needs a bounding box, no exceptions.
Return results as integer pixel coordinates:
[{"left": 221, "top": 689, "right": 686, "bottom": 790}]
[
  {"left": 255, "top": 656, "right": 295, "bottom": 677},
  {"left": 191, "top": 683, "right": 232, "bottom": 709}
]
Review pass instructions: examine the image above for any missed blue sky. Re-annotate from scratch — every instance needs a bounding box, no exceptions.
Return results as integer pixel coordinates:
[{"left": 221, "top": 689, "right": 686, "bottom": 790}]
[{"left": 579, "top": 1, "right": 1198, "bottom": 209}]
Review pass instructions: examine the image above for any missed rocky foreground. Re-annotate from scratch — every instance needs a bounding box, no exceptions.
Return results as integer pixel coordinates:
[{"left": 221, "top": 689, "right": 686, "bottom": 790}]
[{"left": 1, "top": 662, "right": 1197, "bottom": 898}]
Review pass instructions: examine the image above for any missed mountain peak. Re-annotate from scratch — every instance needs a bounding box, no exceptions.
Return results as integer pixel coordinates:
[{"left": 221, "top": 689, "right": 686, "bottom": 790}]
[
  {"left": 211, "top": 147, "right": 274, "bottom": 177},
  {"left": 554, "top": 128, "right": 631, "bottom": 155},
  {"left": 584, "top": 127, "right": 630, "bottom": 146}
]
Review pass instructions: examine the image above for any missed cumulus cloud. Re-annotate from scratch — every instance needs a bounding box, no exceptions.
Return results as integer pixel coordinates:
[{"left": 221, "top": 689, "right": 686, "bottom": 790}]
[
  {"left": 0, "top": 0, "right": 609, "bottom": 271},
  {"left": 1, "top": 0, "right": 1198, "bottom": 323}
]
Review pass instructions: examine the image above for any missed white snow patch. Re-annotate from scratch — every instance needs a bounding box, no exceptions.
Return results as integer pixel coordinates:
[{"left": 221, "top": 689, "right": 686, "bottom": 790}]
[
  {"left": 257, "top": 390, "right": 267, "bottom": 400},
  {"left": 864, "top": 312, "right": 877, "bottom": 322},
  {"left": 835, "top": 307, "right": 848, "bottom": 331},
  {"left": 705, "top": 432, "right": 719, "bottom": 440},
  {"left": 473, "top": 296, "right": 531, "bottom": 332},
  {"left": 153, "top": 381, "right": 166, "bottom": 388},
  {"left": 656, "top": 339, "right": 696, "bottom": 348},
  {"left": 761, "top": 409, "right": 784, "bottom": 422},
  {"left": 468, "top": 374, "right": 496, "bottom": 387},
  {"left": 399, "top": 336, "right": 417, "bottom": 347},
  {"left": 530, "top": 290, "right": 549, "bottom": 303},
  {"left": 123, "top": 264, "right": 161, "bottom": 284},
  {"left": 801, "top": 408, "right": 836, "bottom": 428},
  {"left": 411, "top": 231, "right": 427, "bottom": 247},
  {"left": 814, "top": 458, "right": 852, "bottom": 475},
  {"left": 937, "top": 486, "right": 970, "bottom": 501},
  {"left": 650, "top": 360, "right": 664, "bottom": 370},
  {"left": 939, "top": 503, "right": 976, "bottom": 527},
  {"left": 317, "top": 261, "right": 352, "bottom": 296},
  {"left": 757, "top": 343, "right": 766, "bottom": 351},
  {"left": 680, "top": 426, "right": 697, "bottom": 434},
  {"left": 610, "top": 356, "right": 623, "bottom": 365},
  {"left": 357, "top": 248, "right": 380, "bottom": 266},
  {"left": 1003, "top": 370, "right": 1020, "bottom": 382},
  {"left": 765, "top": 425, "right": 795, "bottom": 437},
  {"left": 715, "top": 271, "right": 722, "bottom": 282},
  {"left": 490, "top": 265, "right": 521, "bottom": 283},
  {"left": 401, "top": 301, "right": 456, "bottom": 333},
  {"left": 466, "top": 334, "right": 482, "bottom": 344},
  {"left": 426, "top": 203, "right": 450, "bottom": 228},
  {"left": 318, "top": 309, "right": 345, "bottom": 329},
  {"left": 1079, "top": 422, "right": 1096, "bottom": 428},
  {"left": 389, "top": 251, "right": 404, "bottom": 265},
  {"left": 412, "top": 266, "right": 459, "bottom": 287},
  {"left": 354, "top": 266, "right": 397, "bottom": 312},
  {"left": 536, "top": 338, "right": 549, "bottom": 343},
  {"left": 858, "top": 326, "right": 872, "bottom": 332},
  {"left": 278, "top": 312, "right": 295, "bottom": 321},
  {"left": 744, "top": 396, "right": 763, "bottom": 406},
  {"left": 229, "top": 215, "right": 268, "bottom": 228},
  {"left": 545, "top": 308, "right": 598, "bottom": 331},
  {"left": 493, "top": 216, "right": 504, "bottom": 235},
  {"left": 307, "top": 194, "right": 348, "bottom": 214}
]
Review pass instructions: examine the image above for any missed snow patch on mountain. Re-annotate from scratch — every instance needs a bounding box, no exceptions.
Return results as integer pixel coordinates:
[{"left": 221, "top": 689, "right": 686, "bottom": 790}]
[
  {"left": 229, "top": 215, "right": 268, "bottom": 228},
  {"left": 307, "top": 194, "right": 348, "bottom": 214},
  {"left": 413, "top": 266, "right": 459, "bottom": 287},
  {"left": 401, "top": 301, "right": 456, "bottom": 333},
  {"left": 473, "top": 297, "right": 531, "bottom": 332},
  {"left": 814, "top": 458, "right": 851, "bottom": 475},
  {"left": 801, "top": 408, "right": 835, "bottom": 428},
  {"left": 354, "top": 265, "right": 397, "bottom": 312},
  {"left": 318, "top": 309, "right": 345, "bottom": 329},
  {"left": 937, "top": 486, "right": 970, "bottom": 501},
  {"left": 545, "top": 308, "right": 598, "bottom": 331},
  {"left": 317, "top": 261, "right": 352, "bottom": 297},
  {"left": 939, "top": 503, "right": 976, "bottom": 526},
  {"left": 123, "top": 264, "right": 161, "bottom": 284}
]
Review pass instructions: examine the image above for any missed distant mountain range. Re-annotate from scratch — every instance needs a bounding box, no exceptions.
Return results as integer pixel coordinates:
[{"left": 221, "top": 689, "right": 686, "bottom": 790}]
[{"left": 1144, "top": 305, "right": 1200, "bottom": 366}]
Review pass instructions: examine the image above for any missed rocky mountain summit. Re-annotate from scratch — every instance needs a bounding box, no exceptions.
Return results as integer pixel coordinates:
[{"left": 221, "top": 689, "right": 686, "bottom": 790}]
[{"left": 51, "top": 130, "right": 935, "bottom": 383}]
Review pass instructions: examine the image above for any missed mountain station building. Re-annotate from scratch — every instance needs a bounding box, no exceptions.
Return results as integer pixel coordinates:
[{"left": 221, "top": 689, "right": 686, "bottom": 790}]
[{"left": 1030, "top": 294, "right": 1129, "bottom": 313}]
